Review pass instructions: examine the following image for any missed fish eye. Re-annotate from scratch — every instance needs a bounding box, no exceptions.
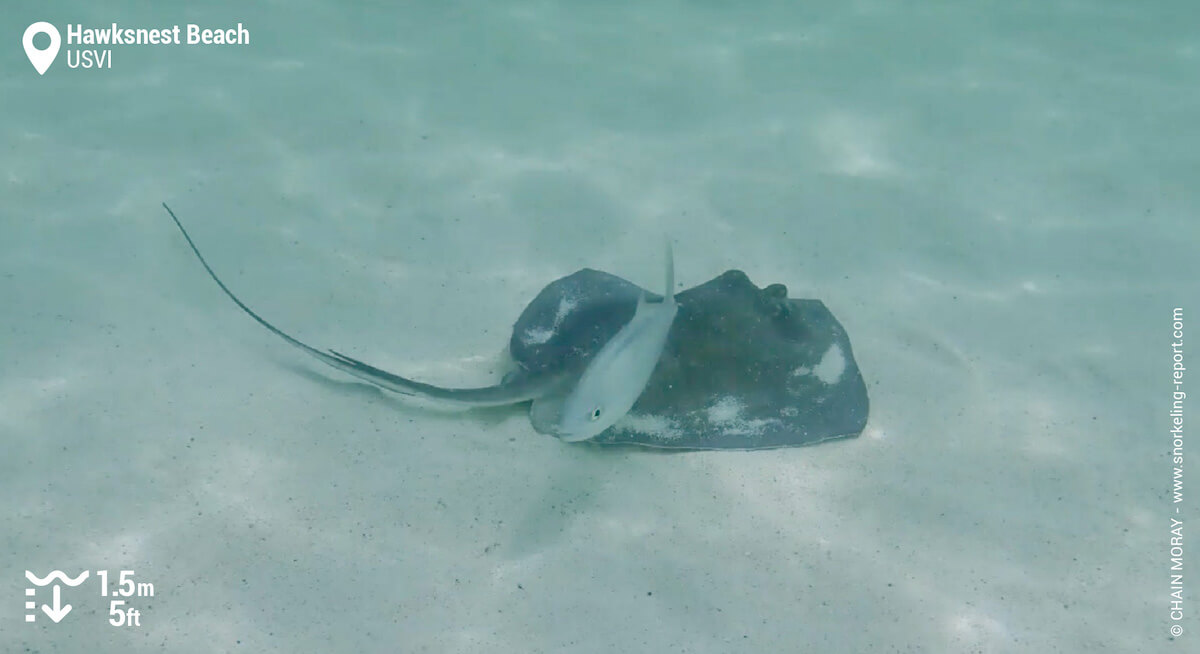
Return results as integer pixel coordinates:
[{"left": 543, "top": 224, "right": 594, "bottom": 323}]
[{"left": 590, "top": 407, "right": 602, "bottom": 421}]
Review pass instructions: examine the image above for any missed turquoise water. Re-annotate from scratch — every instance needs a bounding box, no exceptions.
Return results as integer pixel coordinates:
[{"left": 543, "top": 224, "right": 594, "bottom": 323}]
[{"left": 4, "top": 1, "right": 1198, "bottom": 652}]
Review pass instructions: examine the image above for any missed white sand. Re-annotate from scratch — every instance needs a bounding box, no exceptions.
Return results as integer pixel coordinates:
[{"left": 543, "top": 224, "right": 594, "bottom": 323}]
[{"left": 3, "top": 2, "right": 1196, "bottom": 652}]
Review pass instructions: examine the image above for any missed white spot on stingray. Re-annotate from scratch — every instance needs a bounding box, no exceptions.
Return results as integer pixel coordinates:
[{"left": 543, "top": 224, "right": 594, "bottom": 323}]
[
  {"left": 707, "top": 396, "right": 744, "bottom": 423},
  {"left": 521, "top": 295, "right": 579, "bottom": 346},
  {"left": 813, "top": 343, "right": 845, "bottom": 384},
  {"left": 615, "top": 413, "right": 683, "bottom": 441},
  {"left": 789, "top": 343, "right": 845, "bottom": 385},
  {"left": 704, "top": 396, "right": 780, "bottom": 436},
  {"left": 523, "top": 327, "right": 554, "bottom": 345}
]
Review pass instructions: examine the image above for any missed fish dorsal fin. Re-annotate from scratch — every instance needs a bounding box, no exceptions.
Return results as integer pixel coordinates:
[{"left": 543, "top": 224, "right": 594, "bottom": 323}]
[
  {"left": 664, "top": 239, "right": 674, "bottom": 302},
  {"left": 641, "top": 239, "right": 675, "bottom": 308}
]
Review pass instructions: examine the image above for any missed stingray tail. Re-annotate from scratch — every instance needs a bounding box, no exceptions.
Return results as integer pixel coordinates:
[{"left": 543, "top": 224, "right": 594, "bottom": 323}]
[{"left": 162, "top": 202, "right": 550, "bottom": 406}]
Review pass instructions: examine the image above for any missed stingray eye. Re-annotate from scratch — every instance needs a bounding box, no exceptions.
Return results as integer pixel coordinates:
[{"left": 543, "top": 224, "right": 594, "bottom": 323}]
[{"left": 590, "top": 407, "right": 602, "bottom": 421}]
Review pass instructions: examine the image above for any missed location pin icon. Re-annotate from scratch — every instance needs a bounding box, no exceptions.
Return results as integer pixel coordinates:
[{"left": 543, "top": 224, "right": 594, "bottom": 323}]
[{"left": 23, "top": 22, "right": 61, "bottom": 75}]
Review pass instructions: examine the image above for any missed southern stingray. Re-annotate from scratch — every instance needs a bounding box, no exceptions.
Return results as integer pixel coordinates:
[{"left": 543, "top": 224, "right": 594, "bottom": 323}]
[{"left": 164, "top": 204, "right": 869, "bottom": 450}]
